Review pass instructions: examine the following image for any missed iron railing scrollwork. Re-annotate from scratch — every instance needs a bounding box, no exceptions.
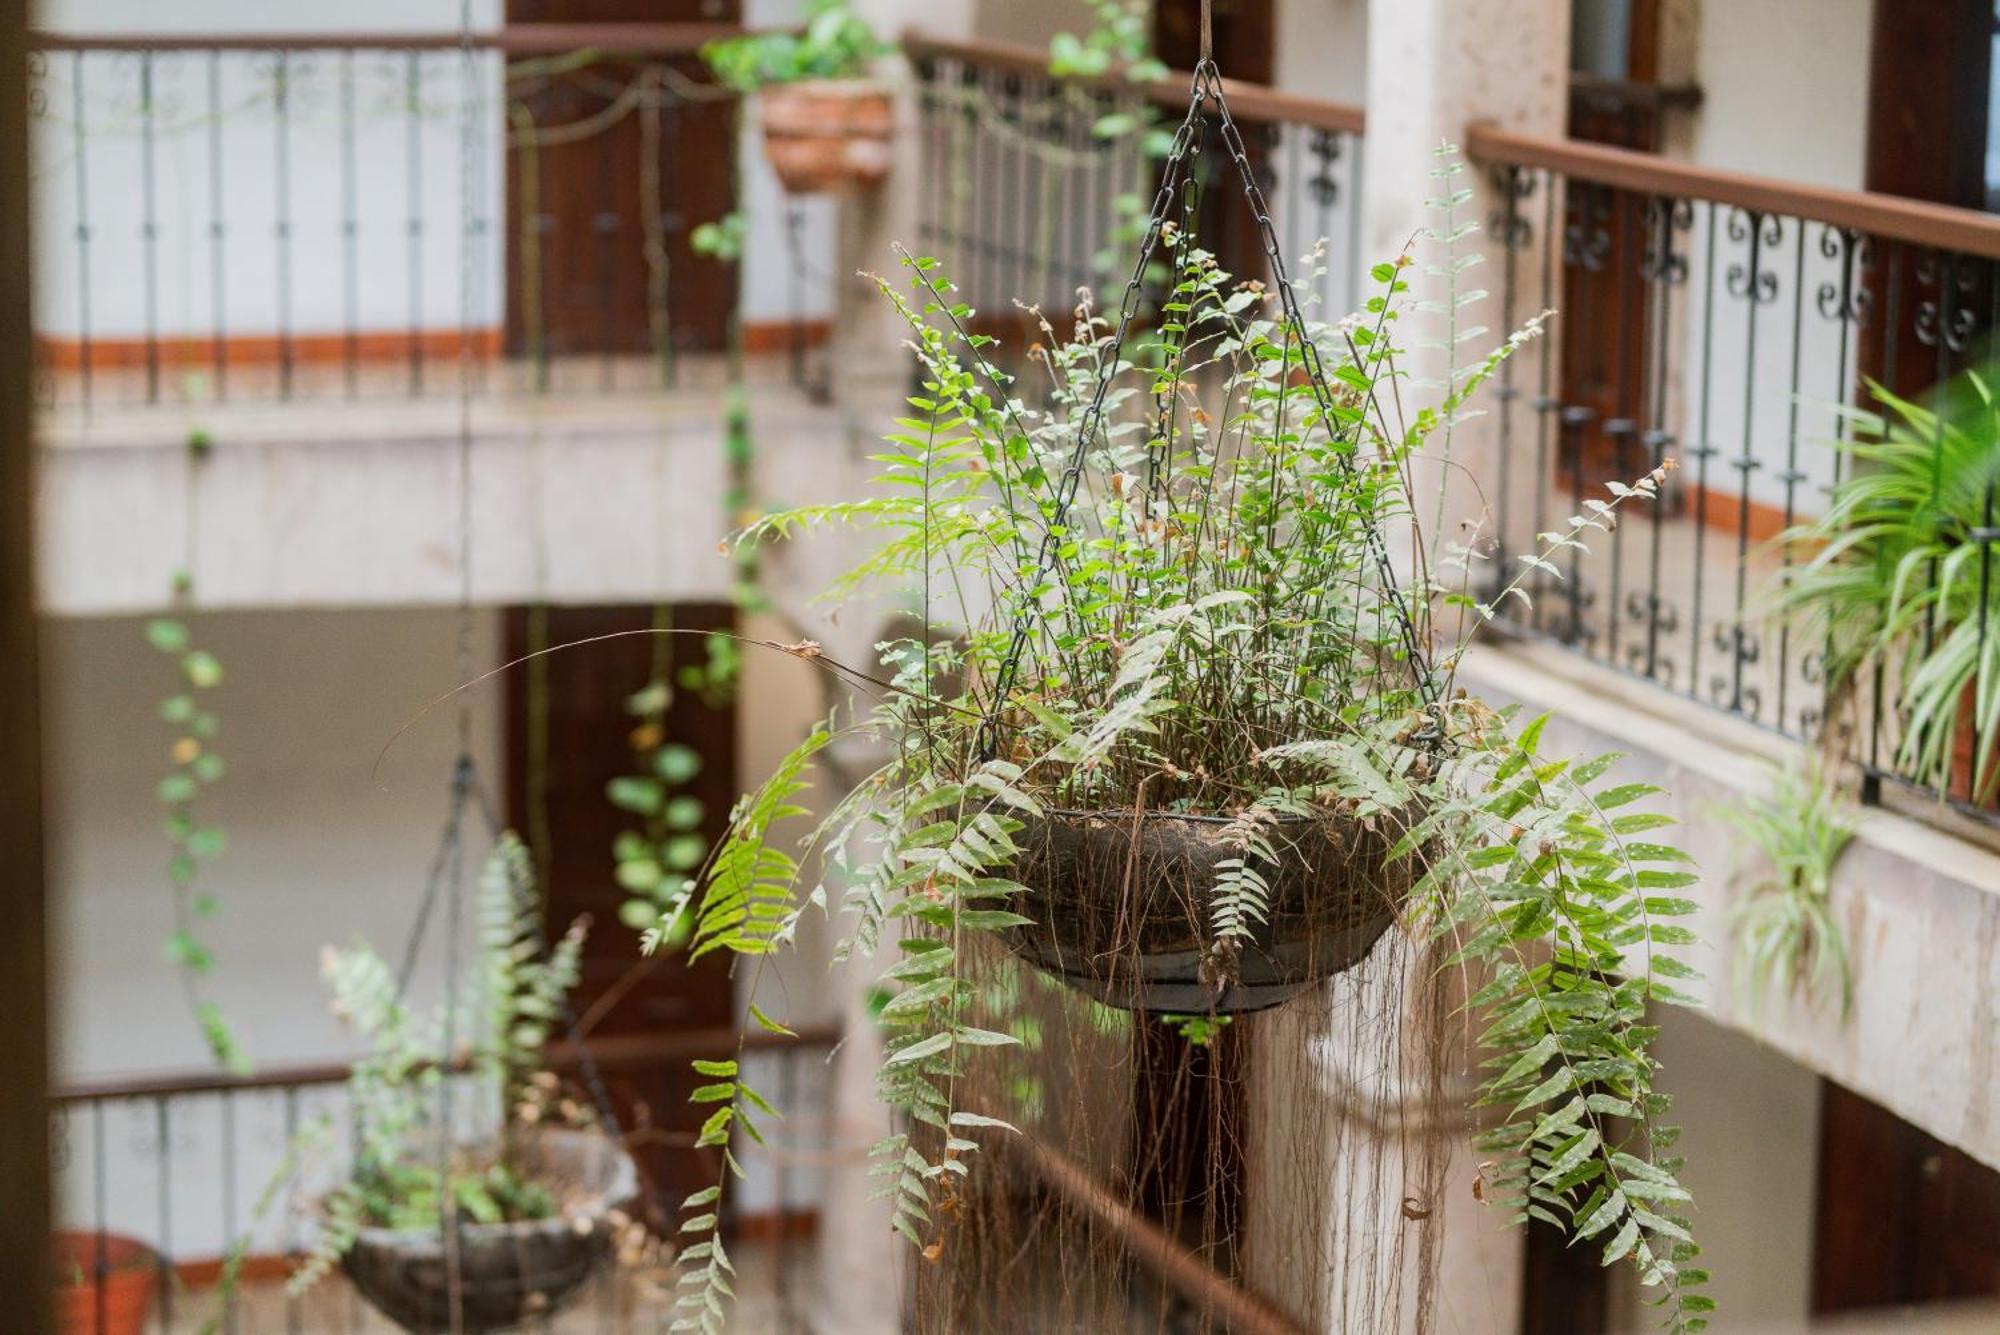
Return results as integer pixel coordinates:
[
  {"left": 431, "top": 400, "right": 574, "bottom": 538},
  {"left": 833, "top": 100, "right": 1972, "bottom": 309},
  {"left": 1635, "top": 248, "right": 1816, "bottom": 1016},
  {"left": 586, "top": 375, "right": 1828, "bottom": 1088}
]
[{"left": 1467, "top": 123, "right": 2000, "bottom": 829}]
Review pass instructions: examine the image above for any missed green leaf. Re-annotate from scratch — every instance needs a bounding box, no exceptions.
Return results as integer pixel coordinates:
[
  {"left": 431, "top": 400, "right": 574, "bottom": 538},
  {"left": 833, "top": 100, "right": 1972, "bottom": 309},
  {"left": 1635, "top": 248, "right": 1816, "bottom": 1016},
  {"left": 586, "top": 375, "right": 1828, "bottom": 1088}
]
[
  {"left": 147, "top": 619, "right": 190, "bottom": 653},
  {"left": 608, "top": 776, "right": 665, "bottom": 815},
  {"left": 182, "top": 651, "right": 223, "bottom": 688},
  {"left": 749, "top": 1002, "right": 796, "bottom": 1037}
]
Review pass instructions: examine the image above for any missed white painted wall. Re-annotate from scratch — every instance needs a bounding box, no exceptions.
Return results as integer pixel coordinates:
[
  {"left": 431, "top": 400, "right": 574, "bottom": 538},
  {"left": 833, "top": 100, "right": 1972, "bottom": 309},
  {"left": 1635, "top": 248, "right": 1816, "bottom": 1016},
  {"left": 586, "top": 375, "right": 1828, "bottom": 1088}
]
[
  {"left": 1275, "top": 0, "right": 1367, "bottom": 105},
  {"left": 46, "top": 607, "right": 507, "bottom": 1258},
  {"left": 1607, "top": 1006, "right": 1822, "bottom": 1331},
  {"left": 1683, "top": 0, "right": 1872, "bottom": 192}
]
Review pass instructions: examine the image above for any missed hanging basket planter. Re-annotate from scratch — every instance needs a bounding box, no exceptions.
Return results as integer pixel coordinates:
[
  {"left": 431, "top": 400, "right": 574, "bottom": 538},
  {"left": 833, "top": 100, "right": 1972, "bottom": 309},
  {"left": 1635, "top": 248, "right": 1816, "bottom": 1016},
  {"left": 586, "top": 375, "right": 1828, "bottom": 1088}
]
[
  {"left": 341, "top": 1127, "right": 638, "bottom": 1335},
  {"left": 759, "top": 80, "right": 894, "bottom": 194},
  {"left": 1005, "top": 808, "right": 1411, "bottom": 1015}
]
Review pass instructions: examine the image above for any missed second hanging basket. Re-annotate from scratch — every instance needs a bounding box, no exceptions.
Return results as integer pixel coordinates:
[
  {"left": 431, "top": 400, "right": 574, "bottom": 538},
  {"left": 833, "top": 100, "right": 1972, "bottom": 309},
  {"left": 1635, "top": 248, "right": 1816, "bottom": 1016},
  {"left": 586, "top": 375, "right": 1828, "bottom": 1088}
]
[
  {"left": 340, "top": 1127, "right": 638, "bottom": 1335},
  {"left": 1005, "top": 807, "right": 1412, "bottom": 1015}
]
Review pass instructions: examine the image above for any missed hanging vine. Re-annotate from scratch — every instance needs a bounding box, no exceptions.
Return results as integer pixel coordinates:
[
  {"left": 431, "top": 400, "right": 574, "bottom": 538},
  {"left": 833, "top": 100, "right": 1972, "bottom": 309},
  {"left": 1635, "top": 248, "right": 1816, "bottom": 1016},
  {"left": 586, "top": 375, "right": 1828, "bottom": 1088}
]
[{"left": 152, "top": 427, "right": 246, "bottom": 1073}]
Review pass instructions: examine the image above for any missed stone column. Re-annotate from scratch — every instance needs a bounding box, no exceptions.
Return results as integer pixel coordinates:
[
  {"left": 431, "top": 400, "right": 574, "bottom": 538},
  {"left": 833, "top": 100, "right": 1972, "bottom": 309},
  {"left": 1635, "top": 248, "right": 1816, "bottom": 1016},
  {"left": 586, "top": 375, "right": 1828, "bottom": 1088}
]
[
  {"left": 803, "top": 14, "right": 977, "bottom": 1328},
  {"left": 828, "top": 1, "right": 979, "bottom": 433},
  {"left": 1345, "top": 2, "right": 1571, "bottom": 1329},
  {"left": 1359, "top": 0, "right": 1571, "bottom": 560}
]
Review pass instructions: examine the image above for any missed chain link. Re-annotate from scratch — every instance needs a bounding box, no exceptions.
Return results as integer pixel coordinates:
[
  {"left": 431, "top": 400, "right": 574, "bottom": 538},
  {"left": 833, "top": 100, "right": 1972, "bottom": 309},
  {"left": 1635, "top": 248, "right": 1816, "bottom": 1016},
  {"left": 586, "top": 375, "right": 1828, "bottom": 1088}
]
[{"left": 973, "top": 63, "right": 1439, "bottom": 763}]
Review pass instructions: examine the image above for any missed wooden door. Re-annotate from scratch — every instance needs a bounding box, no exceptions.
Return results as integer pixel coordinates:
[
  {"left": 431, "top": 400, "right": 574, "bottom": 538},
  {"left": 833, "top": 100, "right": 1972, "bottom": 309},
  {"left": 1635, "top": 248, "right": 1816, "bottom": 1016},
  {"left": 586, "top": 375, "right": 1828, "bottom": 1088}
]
[
  {"left": 503, "top": 602, "right": 738, "bottom": 1208},
  {"left": 1153, "top": 0, "right": 1275, "bottom": 294},
  {"left": 505, "top": 0, "right": 741, "bottom": 356},
  {"left": 1859, "top": 0, "right": 1996, "bottom": 402},
  {"left": 1558, "top": 0, "right": 1663, "bottom": 490},
  {"left": 1811, "top": 1081, "right": 2000, "bottom": 1311}
]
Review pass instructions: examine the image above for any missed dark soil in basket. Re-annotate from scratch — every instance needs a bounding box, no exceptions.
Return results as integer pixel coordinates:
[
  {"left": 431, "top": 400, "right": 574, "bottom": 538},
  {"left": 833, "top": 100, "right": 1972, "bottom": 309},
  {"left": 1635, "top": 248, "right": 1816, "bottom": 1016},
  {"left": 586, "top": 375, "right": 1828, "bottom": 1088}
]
[{"left": 1005, "top": 805, "right": 1415, "bottom": 1012}]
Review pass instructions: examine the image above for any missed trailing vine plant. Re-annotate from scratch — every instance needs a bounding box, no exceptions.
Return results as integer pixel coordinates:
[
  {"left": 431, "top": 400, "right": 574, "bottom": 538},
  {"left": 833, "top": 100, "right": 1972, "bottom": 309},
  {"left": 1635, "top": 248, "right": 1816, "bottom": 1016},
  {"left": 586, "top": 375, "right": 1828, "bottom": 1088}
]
[
  {"left": 610, "top": 624, "right": 740, "bottom": 944},
  {"left": 152, "top": 427, "right": 246, "bottom": 1073},
  {"left": 648, "top": 135, "right": 1712, "bottom": 1330}
]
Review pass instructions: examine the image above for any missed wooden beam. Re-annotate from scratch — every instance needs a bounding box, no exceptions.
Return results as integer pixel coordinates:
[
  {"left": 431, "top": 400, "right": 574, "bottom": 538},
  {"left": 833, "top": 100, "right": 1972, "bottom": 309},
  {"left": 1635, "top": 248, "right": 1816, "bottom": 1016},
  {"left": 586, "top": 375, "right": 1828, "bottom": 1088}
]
[{"left": 0, "top": 0, "right": 50, "bottom": 1325}]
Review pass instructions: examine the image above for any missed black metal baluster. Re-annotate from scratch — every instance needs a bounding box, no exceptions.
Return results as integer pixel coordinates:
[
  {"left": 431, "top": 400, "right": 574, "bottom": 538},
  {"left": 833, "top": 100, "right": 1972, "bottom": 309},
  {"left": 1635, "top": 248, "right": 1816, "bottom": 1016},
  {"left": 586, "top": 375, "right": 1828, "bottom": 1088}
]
[
  {"left": 786, "top": 199, "right": 809, "bottom": 389},
  {"left": 71, "top": 53, "right": 93, "bottom": 413},
  {"left": 139, "top": 52, "right": 160, "bottom": 404},
  {"left": 93, "top": 1100, "right": 107, "bottom": 1335},
  {"left": 272, "top": 1088, "right": 297, "bottom": 1333},
  {"left": 222, "top": 1091, "right": 239, "bottom": 1335},
  {"left": 1808, "top": 224, "right": 1870, "bottom": 745},
  {"left": 1776, "top": 217, "right": 1809, "bottom": 731},
  {"left": 1307, "top": 128, "right": 1339, "bottom": 306},
  {"left": 1281, "top": 123, "right": 1301, "bottom": 289},
  {"left": 1005, "top": 72, "right": 1028, "bottom": 310},
  {"left": 273, "top": 50, "right": 295, "bottom": 401},
  {"left": 1345, "top": 130, "right": 1363, "bottom": 313},
  {"left": 208, "top": 51, "right": 227, "bottom": 401},
  {"left": 1638, "top": 196, "right": 1689, "bottom": 687},
  {"left": 1530, "top": 171, "right": 1557, "bottom": 634},
  {"left": 777, "top": 1050, "right": 800, "bottom": 1333},
  {"left": 1488, "top": 164, "right": 1527, "bottom": 597},
  {"left": 1604, "top": 187, "right": 1640, "bottom": 661},
  {"left": 969, "top": 65, "right": 993, "bottom": 310},
  {"left": 1862, "top": 241, "right": 1907, "bottom": 803},
  {"left": 341, "top": 51, "right": 360, "bottom": 398},
  {"left": 1978, "top": 472, "right": 1996, "bottom": 806},
  {"left": 156, "top": 1097, "right": 174, "bottom": 1331},
  {"left": 406, "top": 50, "right": 425, "bottom": 396},
  {"left": 1722, "top": 208, "right": 1778, "bottom": 720},
  {"left": 530, "top": 78, "right": 554, "bottom": 395},
  {"left": 1688, "top": 201, "right": 1719, "bottom": 702},
  {"left": 660, "top": 86, "right": 682, "bottom": 391},
  {"left": 596, "top": 110, "right": 619, "bottom": 393},
  {"left": 1559, "top": 180, "right": 1607, "bottom": 646},
  {"left": 1914, "top": 248, "right": 1959, "bottom": 796}
]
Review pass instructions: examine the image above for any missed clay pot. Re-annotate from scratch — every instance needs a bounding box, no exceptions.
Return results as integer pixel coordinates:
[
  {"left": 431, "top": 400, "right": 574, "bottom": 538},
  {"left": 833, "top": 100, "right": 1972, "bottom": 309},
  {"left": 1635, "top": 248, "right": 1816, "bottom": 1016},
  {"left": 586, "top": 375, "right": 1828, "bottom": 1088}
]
[
  {"left": 52, "top": 1231, "right": 159, "bottom": 1335},
  {"left": 340, "top": 1128, "right": 638, "bottom": 1334},
  {"left": 759, "top": 80, "right": 894, "bottom": 194},
  {"left": 1007, "top": 808, "right": 1411, "bottom": 1015}
]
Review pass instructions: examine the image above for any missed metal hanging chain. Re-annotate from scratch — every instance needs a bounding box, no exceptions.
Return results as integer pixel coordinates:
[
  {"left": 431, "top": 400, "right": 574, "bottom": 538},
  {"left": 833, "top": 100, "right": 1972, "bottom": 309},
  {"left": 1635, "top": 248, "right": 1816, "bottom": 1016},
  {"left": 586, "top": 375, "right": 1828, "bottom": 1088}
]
[
  {"left": 1194, "top": 61, "right": 1440, "bottom": 713},
  {"left": 973, "top": 34, "right": 1438, "bottom": 764},
  {"left": 972, "top": 73, "right": 1213, "bottom": 763}
]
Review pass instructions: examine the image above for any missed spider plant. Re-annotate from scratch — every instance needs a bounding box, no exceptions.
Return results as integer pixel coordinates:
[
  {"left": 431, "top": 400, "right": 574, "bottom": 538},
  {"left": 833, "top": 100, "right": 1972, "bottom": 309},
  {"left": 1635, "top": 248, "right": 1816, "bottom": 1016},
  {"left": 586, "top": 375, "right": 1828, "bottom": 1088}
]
[
  {"left": 1717, "top": 761, "right": 1857, "bottom": 1016},
  {"left": 1775, "top": 370, "right": 2000, "bottom": 803}
]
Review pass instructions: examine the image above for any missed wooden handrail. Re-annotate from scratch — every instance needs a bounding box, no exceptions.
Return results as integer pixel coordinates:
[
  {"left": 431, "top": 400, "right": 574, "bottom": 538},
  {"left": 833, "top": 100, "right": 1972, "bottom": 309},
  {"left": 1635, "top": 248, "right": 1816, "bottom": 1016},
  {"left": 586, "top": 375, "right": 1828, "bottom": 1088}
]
[
  {"left": 28, "top": 23, "right": 744, "bottom": 55},
  {"left": 50, "top": 1022, "right": 840, "bottom": 1104},
  {"left": 901, "top": 30, "right": 1365, "bottom": 137},
  {"left": 1465, "top": 121, "right": 2000, "bottom": 261},
  {"left": 1004, "top": 1131, "right": 1309, "bottom": 1335}
]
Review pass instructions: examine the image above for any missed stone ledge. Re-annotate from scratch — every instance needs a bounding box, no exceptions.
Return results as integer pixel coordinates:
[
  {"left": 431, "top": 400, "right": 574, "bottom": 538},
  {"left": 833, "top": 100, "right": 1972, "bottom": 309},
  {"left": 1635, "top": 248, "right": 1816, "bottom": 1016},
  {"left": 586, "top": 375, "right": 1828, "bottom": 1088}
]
[{"left": 1461, "top": 638, "right": 2000, "bottom": 1171}]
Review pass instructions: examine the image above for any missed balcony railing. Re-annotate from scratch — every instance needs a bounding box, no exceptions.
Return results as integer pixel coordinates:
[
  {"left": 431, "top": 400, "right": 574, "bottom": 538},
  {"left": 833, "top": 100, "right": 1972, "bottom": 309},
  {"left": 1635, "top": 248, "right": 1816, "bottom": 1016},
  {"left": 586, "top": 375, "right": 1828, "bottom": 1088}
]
[
  {"left": 1466, "top": 124, "right": 2000, "bottom": 825},
  {"left": 905, "top": 33, "right": 1365, "bottom": 333},
  {"left": 49, "top": 1025, "right": 837, "bottom": 1332},
  {"left": 27, "top": 24, "right": 819, "bottom": 413}
]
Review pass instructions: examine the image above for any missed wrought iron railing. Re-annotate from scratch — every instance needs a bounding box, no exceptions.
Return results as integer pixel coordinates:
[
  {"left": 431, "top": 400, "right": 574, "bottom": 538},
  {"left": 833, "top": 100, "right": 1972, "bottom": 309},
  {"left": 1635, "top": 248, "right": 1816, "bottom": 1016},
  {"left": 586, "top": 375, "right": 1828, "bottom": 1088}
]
[
  {"left": 48, "top": 1024, "right": 837, "bottom": 1333},
  {"left": 1467, "top": 124, "right": 2000, "bottom": 823},
  {"left": 27, "top": 25, "right": 817, "bottom": 412},
  {"left": 904, "top": 33, "right": 1365, "bottom": 333}
]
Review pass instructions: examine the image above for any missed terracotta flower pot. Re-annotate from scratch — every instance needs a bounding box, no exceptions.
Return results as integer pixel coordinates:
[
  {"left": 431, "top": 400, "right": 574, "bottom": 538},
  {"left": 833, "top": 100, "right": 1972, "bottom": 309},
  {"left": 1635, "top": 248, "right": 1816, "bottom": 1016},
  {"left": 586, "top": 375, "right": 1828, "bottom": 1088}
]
[
  {"left": 1006, "top": 808, "right": 1412, "bottom": 1015},
  {"left": 340, "top": 1127, "right": 639, "bottom": 1335},
  {"left": 759, "top": 79, "right": 894, "bottom": 194},
  {"left": 52, "top": 1231, "right": 159, "bottom": 1335}
]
